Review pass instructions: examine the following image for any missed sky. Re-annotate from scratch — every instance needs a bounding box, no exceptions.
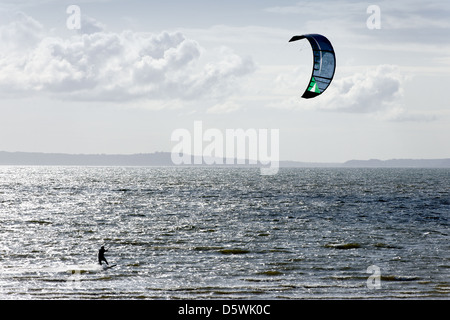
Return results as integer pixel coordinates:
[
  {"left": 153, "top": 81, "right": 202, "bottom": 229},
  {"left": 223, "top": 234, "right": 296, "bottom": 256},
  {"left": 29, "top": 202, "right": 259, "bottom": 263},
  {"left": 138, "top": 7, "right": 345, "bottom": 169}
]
[{"left": 0, "top": 0, "right": 449, "bottom": 163}]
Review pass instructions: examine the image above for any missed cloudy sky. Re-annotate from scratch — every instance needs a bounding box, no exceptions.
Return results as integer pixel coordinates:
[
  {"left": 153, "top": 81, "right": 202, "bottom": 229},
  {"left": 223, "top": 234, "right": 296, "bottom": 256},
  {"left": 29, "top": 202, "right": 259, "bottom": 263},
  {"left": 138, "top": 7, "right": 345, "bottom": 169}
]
[{"left": 0, "top": 0, "right": 449, "bottom": 162}]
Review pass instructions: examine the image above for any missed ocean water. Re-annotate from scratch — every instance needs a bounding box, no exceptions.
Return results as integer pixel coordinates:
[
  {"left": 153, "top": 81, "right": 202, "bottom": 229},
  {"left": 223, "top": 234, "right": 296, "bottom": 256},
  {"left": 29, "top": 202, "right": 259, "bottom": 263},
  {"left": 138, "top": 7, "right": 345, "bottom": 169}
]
[{"left": 0, "top": 166, "right": 448, "bottom": 299}]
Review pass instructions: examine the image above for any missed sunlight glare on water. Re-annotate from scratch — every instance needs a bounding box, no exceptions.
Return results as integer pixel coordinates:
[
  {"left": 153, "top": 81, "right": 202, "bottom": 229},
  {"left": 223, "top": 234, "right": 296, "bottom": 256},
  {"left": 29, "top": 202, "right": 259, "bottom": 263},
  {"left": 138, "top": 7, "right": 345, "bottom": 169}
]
[{"left": 0, "top": 167, "right": 448, "bottom": 299}]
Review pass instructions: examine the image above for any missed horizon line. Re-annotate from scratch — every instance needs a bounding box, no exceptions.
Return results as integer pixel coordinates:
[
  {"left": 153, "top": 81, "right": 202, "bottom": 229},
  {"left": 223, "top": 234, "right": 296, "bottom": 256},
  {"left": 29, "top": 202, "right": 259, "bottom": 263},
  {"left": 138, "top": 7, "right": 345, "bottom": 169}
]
[{"left": 0, "top": 150, "right": 449, "bottom": 166}]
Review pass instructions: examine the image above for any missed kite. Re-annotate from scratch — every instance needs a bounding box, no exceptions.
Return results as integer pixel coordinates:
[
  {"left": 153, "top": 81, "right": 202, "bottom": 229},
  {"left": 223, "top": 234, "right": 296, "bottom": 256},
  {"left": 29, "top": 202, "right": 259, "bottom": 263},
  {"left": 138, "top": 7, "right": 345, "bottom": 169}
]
[{"left": 289, "top": 34, "right": 336, "bottom": 99}]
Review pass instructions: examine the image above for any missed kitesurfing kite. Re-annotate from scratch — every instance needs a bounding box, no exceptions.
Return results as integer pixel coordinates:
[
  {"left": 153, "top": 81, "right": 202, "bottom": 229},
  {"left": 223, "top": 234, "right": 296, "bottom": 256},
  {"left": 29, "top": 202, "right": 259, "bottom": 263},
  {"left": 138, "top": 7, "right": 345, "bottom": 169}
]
[{"left": 289, "top": 34, "right": 336, "bottom": 99}]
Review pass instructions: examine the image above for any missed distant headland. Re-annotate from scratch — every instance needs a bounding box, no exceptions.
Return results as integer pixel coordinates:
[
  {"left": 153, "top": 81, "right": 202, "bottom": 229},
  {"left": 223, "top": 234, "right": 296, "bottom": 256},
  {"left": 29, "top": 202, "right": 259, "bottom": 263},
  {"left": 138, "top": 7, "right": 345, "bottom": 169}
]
[{"left": 0, "top": 151, "right": 449, "bottom": 168}]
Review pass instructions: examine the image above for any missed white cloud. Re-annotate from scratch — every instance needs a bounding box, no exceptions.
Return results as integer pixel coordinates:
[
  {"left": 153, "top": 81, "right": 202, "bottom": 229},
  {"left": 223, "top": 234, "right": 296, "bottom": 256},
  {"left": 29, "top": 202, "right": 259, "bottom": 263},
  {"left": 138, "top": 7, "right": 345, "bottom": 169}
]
[
  {"left": 78, "top": 15, "right": 106, "bottom": 35},
  {"left": 265, "top": 0, "right": 450, "bottom": 54},
  {"left": 269, "top": 64, "right": 435, "bottom": 121},
  {"left": 318, "top": 65, "right": 404, "bottom": 114},
  {"left": 206, "top": 101, "right": 241, "bottom": 114},
  {"left": 0, "top": 12, "right": 44, "bottom": 52},
  {"left": 0, "top": 13, "right": 256, "bottom": 104}
]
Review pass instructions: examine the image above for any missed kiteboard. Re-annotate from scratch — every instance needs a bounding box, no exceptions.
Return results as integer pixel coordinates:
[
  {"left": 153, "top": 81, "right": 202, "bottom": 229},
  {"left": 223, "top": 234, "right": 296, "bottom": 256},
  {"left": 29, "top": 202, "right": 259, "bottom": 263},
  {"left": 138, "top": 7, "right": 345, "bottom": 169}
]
[{"left": 102, "top": 264, "right": 117, "bottom": 270}]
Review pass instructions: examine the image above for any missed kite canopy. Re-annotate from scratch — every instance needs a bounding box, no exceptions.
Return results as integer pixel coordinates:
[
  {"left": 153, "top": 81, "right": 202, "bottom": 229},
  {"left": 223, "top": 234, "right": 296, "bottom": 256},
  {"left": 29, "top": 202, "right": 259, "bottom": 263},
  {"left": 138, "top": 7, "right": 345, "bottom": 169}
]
[{"left": 289, "top": 34, "right": 336, "bottom": 99}]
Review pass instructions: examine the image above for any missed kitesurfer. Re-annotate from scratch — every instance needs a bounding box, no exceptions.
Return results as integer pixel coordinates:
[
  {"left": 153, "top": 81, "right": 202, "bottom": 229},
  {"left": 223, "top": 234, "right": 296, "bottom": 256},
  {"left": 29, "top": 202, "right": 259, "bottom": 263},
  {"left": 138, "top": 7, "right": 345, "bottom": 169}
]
[{"left": 98, "top": 246, "right": 109, "bottom": 265}]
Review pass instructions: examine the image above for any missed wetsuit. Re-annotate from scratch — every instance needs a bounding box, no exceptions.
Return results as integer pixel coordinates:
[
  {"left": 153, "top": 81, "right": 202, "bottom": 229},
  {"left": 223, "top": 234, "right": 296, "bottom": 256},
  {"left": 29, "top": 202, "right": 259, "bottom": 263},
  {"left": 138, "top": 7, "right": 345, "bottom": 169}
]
[{"left": 98, "top": 246, "right": 108, "bottom": 265}]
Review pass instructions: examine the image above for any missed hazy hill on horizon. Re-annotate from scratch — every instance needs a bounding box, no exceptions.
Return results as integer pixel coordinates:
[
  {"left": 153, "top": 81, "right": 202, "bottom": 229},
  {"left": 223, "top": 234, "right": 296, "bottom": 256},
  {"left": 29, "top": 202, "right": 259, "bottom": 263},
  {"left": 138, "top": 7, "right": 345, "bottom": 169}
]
[{"left": 0, "top": 151, "right": 449, "bottom": 168}]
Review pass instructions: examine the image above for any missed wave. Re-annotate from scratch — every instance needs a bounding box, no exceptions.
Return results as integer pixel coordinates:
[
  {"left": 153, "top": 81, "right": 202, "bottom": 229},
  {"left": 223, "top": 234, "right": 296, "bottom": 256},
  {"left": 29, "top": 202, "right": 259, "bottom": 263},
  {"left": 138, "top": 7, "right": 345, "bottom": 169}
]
[
  {"left": 374, "top": 243, "right": 402, "bottom": 249},
  {"left": 380, "top": 275, "right": 420, "bottom": 282},
  {"left": 324, "top": 243, "right": 361, "bottom": 249},
  {"left": 324, "top": 242, "right": 404, "bottom": 249},
  {"left": 219, "top": 248, "right": 250, "bottom": 255},
  {"left": 63, "top": 263, "right": 104, "bottom": 274},
  {"left": 27, "top": 220, "right": 52, "bottom": 225},
  {"left": 193, "top": 246, "right": 224, "bottom": 251},
  {"left": 257, "top": 270, "right": 283, "bottom": 276}
]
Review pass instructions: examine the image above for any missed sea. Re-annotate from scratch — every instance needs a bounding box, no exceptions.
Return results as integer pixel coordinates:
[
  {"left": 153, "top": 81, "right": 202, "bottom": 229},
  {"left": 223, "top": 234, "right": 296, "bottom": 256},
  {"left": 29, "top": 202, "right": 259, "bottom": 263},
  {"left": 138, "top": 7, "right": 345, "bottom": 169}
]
[{"left": 0, "top": 166, "right": 448, "bottom": 300}]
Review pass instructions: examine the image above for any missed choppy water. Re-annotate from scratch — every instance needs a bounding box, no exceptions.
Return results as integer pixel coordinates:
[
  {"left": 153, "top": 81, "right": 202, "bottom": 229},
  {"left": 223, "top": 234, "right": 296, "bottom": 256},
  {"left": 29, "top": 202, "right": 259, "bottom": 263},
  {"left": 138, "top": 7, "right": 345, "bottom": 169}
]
[{"left": 0, "top": 167, "right": 448, "bottom": 299}]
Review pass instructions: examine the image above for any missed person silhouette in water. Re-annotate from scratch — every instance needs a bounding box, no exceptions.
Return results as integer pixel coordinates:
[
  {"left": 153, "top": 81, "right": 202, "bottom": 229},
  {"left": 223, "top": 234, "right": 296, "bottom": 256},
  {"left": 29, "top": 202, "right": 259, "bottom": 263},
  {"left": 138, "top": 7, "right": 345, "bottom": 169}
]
[{"left": 98, "top": 246, "right": 108, "bottom": 265}]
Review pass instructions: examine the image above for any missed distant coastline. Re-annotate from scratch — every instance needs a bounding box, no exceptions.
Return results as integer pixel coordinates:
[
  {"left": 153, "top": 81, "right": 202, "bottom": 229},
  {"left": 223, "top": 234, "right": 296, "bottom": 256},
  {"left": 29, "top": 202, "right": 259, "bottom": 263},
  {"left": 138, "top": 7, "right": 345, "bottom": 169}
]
[{"left": 0, "top": 151, "right": 449, "bottom": 168}]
